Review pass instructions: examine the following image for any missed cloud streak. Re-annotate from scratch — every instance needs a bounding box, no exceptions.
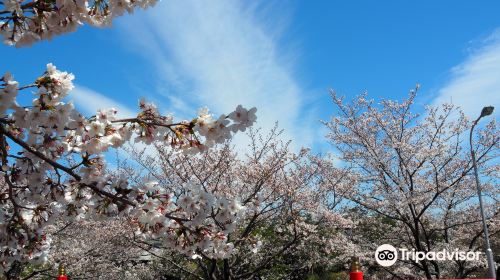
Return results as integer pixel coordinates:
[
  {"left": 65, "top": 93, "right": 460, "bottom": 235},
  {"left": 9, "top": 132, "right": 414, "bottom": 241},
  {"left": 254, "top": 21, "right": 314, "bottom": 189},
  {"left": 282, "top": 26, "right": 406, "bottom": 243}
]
[
  {"left": 433, "top": 29, "right": 500, "bottom": 119},
  {"left": 117, "top": 0, "right": 315, "bottom": 150},
  {"left": 71, "top": 85, "right": 136, "bottom": 118}
]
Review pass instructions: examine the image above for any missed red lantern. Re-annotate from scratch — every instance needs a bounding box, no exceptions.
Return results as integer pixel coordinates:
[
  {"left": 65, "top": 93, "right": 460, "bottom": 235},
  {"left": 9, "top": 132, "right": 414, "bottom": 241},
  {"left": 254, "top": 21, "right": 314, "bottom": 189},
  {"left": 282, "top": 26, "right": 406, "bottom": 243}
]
[
  {"left": 350, "top": 256, "right": 363, "bottom": 280},
  {"left": 57, "top": 264, "right": 68, "bottom": 280}
]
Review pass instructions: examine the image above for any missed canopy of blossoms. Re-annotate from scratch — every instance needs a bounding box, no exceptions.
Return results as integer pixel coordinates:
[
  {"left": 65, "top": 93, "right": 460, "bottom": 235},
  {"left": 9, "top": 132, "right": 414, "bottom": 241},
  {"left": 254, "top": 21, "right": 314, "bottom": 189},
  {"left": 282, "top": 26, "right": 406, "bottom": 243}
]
[
  {"left": 0, "top": 64, "right": 257, "bottom": 273},
  {"left": 1, "top": 0, "right": 157, "bottom": 46}
]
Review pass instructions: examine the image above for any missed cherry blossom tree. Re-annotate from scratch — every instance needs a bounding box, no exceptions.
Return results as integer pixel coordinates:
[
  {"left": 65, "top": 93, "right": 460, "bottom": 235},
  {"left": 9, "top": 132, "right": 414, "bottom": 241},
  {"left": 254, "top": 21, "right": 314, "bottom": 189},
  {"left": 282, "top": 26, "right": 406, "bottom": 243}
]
[
  {"left": 0, "top": 0, "right": 157, "bottom": 46},
  {"left": 23, "top": 219, "right": 150, "bottom": 280},
  {"left": 111, "top": 127, "right": 353, "bottom": 280},
  {"left": 4, "top": 217, "right": 182, "bottom": 280},
  {"left": 0, "top": 64, "right": 257, "bottom": 278},
  {"left": 323, "top": 89, "right": 499, "bottom": 279},
  {"left": 0, "top": 0, "right": 262, "bottom": 277}
]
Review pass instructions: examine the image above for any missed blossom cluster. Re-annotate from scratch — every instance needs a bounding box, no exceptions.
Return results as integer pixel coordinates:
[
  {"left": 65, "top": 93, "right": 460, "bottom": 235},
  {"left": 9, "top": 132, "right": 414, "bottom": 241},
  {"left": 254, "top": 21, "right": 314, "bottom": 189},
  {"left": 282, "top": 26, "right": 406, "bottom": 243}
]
[
  {"left": 132, "top": 180, "right": 244, "bottom": 259},
  {"left": 0, "top": 64, "right": 256, "bottom": 273},
  {"left": 0, "top": 0, "right": 157, "bottom": 47}
]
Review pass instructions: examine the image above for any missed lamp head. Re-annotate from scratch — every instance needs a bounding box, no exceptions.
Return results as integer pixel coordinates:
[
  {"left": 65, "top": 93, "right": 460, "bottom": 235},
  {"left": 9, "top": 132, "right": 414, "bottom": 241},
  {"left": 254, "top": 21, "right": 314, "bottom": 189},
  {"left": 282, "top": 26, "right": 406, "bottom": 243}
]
[
  {"left": 58, "top": 264, "right": 65, "bottom": 276},
  {"left": 350, "top": 256, "right": 361, "bottom": 272},
  {"left": 480, "top": 106, "right": 494, "bottom": 118}
]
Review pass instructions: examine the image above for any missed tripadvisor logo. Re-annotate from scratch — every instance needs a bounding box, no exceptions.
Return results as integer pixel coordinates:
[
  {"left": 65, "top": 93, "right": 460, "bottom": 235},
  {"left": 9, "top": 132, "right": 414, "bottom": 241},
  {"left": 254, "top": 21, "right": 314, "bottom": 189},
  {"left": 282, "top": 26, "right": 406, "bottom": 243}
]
[
  {"left": 375, "top": 244, "right": 482, "bottom": 267},
  {"left": 375, "top": 244, "right": 398, "bottom": 267}
]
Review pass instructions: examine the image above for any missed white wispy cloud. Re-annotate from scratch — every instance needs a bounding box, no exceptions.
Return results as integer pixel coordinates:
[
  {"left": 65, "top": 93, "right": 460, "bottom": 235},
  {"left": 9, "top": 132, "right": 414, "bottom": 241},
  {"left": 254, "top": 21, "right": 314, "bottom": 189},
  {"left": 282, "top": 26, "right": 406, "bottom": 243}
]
[
  {"left": 117, "top": 0, "right": 317, "bottom": 150},
  {"left": 433, "top": 29, "right": 500, "bottom": 119},
  {"left": 71, "top": 85, "right": 136, "bottom": 118}
]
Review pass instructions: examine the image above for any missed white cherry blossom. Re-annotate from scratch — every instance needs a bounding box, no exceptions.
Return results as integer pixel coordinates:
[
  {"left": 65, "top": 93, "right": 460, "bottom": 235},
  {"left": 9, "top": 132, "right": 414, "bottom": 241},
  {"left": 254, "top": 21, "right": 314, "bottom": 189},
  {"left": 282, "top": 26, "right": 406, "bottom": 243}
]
[{"left": 0, "top": 64, "right": 257, "bottom": 275}]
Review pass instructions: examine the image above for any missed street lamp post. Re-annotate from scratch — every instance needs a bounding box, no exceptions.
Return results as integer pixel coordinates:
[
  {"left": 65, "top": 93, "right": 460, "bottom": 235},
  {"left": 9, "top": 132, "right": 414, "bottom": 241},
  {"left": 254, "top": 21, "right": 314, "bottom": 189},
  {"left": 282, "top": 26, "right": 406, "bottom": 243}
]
[{"left": 469, "top": 106, "right": 496, "bottom": 279}]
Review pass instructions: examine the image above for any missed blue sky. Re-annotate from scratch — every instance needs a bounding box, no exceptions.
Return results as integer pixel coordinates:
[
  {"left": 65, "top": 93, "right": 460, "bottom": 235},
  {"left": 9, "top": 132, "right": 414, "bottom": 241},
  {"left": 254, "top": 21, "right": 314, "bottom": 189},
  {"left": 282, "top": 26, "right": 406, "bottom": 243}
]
[{"left": 2, "top": 0, "right": 500, "bottom": 151}]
